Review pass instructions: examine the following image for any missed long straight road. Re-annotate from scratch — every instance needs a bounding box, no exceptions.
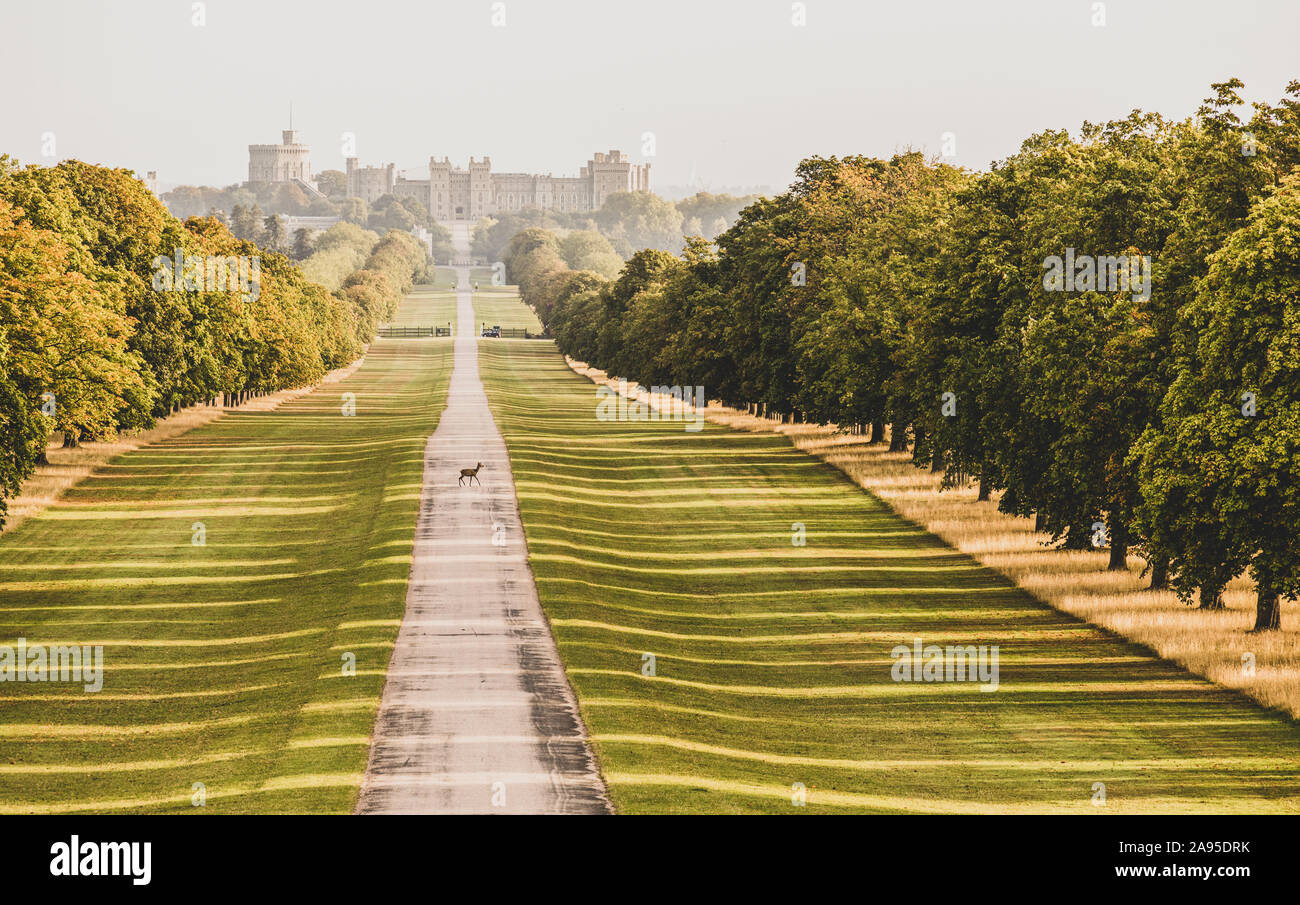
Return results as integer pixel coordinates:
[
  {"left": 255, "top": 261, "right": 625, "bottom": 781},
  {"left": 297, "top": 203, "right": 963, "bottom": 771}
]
[{"left": 357, "top": 228, "right": 610, "bottom": 814}]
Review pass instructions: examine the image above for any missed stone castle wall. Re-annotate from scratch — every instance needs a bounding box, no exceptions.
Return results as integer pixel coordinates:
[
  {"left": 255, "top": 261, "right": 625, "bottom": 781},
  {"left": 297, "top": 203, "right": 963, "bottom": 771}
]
[{"left": 251, "top": 134, "right": 651, "bottom": 218}]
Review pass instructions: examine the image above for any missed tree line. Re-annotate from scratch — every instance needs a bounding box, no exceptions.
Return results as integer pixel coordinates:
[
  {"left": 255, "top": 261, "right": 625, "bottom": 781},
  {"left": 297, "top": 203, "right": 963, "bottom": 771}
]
[
  {"left": 504, "top": 79, "right": 1300, "bottom": 631},
  {"left": 0, "top": 157, "right": 428, "bottom": 528},
  {"left": 473, "top": 190, "right": 762, "bottom": 263},
  {"left": 165, "top": 178, "right": 455, "bottom": 264}
]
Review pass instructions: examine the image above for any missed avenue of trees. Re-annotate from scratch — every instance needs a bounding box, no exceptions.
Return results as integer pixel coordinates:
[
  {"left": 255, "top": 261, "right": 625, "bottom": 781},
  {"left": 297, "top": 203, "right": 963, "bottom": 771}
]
[
  {"left": 473, "top": 190, "right": 762, "bottom": 263},
  {"left": 166, "top": 178, "right": 455, "bottom": 264},
  {"left": 0, "top": 157, "right": 427, "bottom": 528},
  {"left": 507, "top": 80, "right": 1300, "bottom": 631}
]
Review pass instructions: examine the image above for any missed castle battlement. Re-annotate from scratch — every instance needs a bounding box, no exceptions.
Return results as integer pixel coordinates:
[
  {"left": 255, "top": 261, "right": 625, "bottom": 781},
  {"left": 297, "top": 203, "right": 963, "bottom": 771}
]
[
  {"left": 405, "top": 151, "right": 649, "bottom": 219},
  {"left": 248, "top": 129, "right": 311, "bottom": 185},
  {"left": 249, "top": 134, "right": 650, "bottom": 218}
]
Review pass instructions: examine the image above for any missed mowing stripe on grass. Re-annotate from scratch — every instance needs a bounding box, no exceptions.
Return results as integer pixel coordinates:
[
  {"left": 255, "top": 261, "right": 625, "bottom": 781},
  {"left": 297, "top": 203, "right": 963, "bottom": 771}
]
[
  {"left": 389, "top": 285, "right": 458, "bottom": 331},
  {"left": 477, "top": 334, "right": 1300, "bottom": 815},
  {"left": 0, "top": 328, "right": 451, "bottom": 814},
  {"left": 473, "top": 286, "right": 543, "bottom": 335}
]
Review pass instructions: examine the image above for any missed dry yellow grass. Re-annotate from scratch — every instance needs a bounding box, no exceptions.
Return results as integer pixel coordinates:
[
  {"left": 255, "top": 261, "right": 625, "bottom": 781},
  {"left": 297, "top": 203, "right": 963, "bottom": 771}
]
[
  {"left": 566, "top": 358, "right": 1300, "bottom": 721},
  {"left": 2, "top": 356, "right": 366, "bottom": 537}
]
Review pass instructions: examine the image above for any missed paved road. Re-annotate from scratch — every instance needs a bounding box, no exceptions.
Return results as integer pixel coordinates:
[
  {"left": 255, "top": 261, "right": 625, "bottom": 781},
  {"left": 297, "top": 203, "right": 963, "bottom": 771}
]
[{"left": 356, "top": 237, "right": 610, "bottom": 814}]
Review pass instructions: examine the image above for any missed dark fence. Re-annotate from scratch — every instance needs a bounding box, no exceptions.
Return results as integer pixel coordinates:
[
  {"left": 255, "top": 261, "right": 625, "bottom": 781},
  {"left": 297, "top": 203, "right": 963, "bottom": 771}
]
[
  {"left": 376, "top": 326, "right": 456, "bottom": 338},
  {"left": 376, "top": 325, "right": 550, "bottom": 339},
  {"left": 495, "top": 328, "right": 549, "bottom": 339},
  {"left": 377, "top": 326, "right": 433, "bottom": 338}
]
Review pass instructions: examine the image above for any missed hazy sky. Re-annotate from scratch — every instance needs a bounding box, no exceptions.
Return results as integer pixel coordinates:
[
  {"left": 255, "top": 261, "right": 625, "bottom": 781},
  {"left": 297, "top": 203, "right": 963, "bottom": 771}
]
[{"left": 3, "top": 0, "right": 1297, "bottom": 195}]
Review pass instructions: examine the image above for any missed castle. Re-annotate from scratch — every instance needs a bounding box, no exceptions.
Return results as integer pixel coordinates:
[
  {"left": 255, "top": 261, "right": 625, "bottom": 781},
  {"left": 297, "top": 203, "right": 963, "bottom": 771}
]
[
  {"left": 248, "top": 130, "right": 312, "bottom": 185},
  {"left": 347, "top": 152, "right": 651, "bottom": 218},
  {"left": 247, "top": 130, "right": 650, "bottom": 218}
]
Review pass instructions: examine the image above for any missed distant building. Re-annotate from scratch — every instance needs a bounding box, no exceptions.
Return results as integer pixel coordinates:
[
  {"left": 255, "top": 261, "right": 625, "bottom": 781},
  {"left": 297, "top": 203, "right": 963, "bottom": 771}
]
[
  {"left": 144, "top": 171, "right": 159, "bottom": 196},
  {"left": 248, "top": 129, "right": 312, "bottom": 185},
  {"left": 347, "top": 150, "right": 650, "bottom": 219},
  {"left": 279, "top": 214, "right": 340, "bottom": 237},
  {"left": 253, "top": 130, "right": 650, "bottom": 218},
  {"left": 345, "top": 158, "right": 396, "bottom": 204}
]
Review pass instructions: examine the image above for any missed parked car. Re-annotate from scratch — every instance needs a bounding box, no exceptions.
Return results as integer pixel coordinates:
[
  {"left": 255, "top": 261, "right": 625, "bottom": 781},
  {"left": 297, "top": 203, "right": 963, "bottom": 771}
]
[{"left": 481, "top": 327, "right": 500, "bottom": 338}]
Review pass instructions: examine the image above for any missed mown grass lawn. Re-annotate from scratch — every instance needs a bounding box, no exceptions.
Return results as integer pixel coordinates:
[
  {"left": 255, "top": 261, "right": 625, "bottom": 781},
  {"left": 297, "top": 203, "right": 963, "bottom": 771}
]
[
  {"left": 426, "top": 267, "right": 459, "bottom": 290},
  {"left": 427, "top": 266, "right": 495, "bottom": 290},
  {"left": 473, "top": 288, "right": 543, "bottom": 334},
  {"left": 0, "top": 333, "right": 452, "bottom": 814},
  {"left": 478, "top": 337, "right": 1300, "bottom": 814},
  {"left": 390, "top": 286, "right": 457, "bottom": 331}
]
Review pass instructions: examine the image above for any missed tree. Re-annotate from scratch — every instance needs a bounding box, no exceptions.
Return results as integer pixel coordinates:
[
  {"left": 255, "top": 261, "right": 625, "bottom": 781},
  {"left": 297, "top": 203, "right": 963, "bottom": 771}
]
[
  {"left": 593, "top": 192, "right": 684, "bottom": 255},
  {"left": 532, "top": 269, "right": 606, "bottom": 329},
  {"left": 1136, "top": 175, "right": 1300, "bottom": 630},
  {"left": 428, "top": 221, "right": 454, "bottom": 265},
  {"left": 291, "top": 227, "right": 315, "bottom": 261},
  {"left": 0, "top": 193, "right": 152, "bottom": 519},
  {"left": 271, "top": 182, "right": 311, "bottom": 216},
  {"left": 299, "top": 222, "right": 378, "bottom": 290},
  {"left": 367, "top": 195, "right": 414, "bottom": 232},
  {"left": 338, "top": 197, "right": 367, "bottom": 226},
  {"left": 231, "top": 203, "right": 265, "bottom": 243},
  {"left": 558, "top": 230, "right": 623, "bottom": 278},
  {"left": 262, "top": 214, "right": 286, "bottom": 251},
  {"left": 315, "top": 169, "right": 347, "bottom": 199}
]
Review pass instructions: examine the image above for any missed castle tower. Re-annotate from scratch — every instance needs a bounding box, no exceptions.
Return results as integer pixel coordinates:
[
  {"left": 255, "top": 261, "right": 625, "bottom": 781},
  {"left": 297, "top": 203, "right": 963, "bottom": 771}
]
[
  {"left": 344, "top": 157, "right": 396, "bottom": 203},
  {"left": 429, "top": 157, "right": 452, "bottom": 221},
  {"left": 588, "top": 149, "right": 633, "bottom": 208},
  {"left": 468, "top": 156, "right": 492, "bottom": 219},
  {"left": 248, "top": 127, "right": 312, "bottom": 185}
]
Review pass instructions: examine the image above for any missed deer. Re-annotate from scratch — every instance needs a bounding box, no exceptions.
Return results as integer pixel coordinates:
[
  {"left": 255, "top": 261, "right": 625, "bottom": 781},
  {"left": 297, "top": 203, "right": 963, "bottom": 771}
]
[{"left": 458, "top": 462, "right": 483, "bottom": 486}]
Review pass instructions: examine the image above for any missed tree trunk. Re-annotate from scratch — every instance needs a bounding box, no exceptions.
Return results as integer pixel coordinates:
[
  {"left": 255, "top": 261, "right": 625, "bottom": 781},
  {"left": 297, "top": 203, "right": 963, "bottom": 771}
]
[
  {"left": 62, "top": 430, "right": 80, "bottom": 448},
  {"left": 888, "top": 420, "right": 907, "bottom": 452},
  {"left": 1148, "top": 555, "right": 1169, "bottom": 590},
  {"left": 1253, "top": 587, "right": 1281, "bottom": 631},
  {"left": 977, "top": 476, "right": 991, "bottom": 501},
  {"left": 1107, "top": 519, "right": 1128, "bottom": 571},
  {"left": 870, "top": 420, "right": 885, "bottom": 444},
  {"left": 930, "top": 444, "right": 944, "bottom": 473},
  {"left": 1034, "top": 511, "right": 1047, "bottom": 533},
  {"left": 1199, "top": 586, "right": 1225, "bottom": 610},
  {"left": 1107, "top": 538, "right": 1128, "bottom": 570}
]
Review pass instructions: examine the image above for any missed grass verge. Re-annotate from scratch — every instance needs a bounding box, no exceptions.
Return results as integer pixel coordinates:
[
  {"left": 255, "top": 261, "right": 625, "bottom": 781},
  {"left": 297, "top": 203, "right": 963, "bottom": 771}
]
[
  {"left": 473, "top": 287, "right": 543, "bottom": 334},
  {"left": 479, "top": 337, "right": 1300, "bottom": 814},
  {"left": 0, "top": 329, "right": 451, "bottom": 813},
  {"left": 699, "top": 408, "right": 1300, "bottom": 721},
  {"left": 389, "top": 286, "right": 457, "bottom": 331}
]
